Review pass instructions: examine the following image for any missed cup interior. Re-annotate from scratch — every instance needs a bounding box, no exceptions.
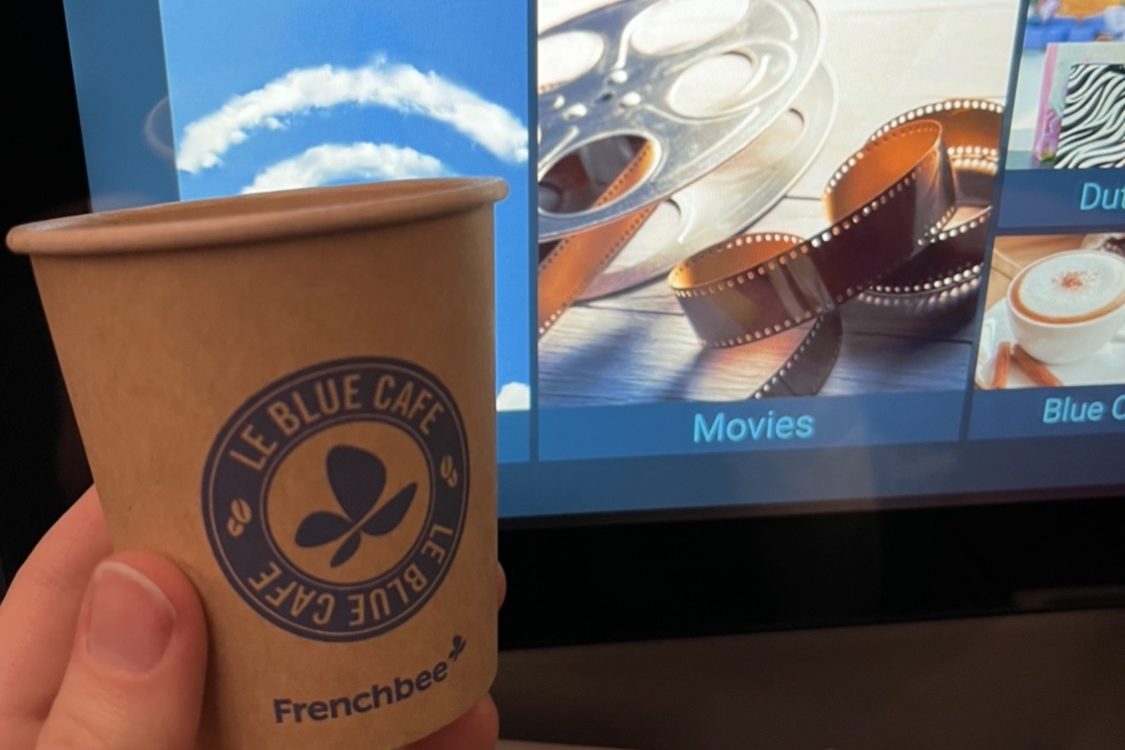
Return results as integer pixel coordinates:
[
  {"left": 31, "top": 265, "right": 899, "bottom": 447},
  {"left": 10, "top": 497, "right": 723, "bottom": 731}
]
[{"left": 1006, "top": 250, "right": 1125, "bottom": 330}]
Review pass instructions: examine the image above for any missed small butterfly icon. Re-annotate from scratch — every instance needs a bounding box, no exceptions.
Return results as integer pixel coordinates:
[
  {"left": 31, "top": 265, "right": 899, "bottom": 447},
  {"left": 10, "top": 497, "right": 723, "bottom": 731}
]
[
  {"left": 449, "top": 635, "right": 466, "bottom": 662},
  {"left": 295, "top": 445, "right": 417, "bottom": 567}
]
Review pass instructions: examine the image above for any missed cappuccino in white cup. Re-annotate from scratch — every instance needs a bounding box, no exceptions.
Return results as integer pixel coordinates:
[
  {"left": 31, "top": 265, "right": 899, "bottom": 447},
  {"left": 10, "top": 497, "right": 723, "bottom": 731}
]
[{"left": 1007, "top": 250, "right": 1125, "bottom": 365}]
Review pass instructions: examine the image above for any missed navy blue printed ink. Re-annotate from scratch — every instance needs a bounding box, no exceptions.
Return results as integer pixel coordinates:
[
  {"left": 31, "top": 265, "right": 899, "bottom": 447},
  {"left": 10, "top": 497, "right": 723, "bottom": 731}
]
[
  {"left": 296, "top": 446, "right": 418, "bottom": 568},
  {"left": 202, "top": 357, "right": 469, "bottom": 642},
  {"left": 271, "top": 634, "right": 470, "bottom": 725},
  {"left": 448, "top": 634, "right": 466, "bottom": 662}
]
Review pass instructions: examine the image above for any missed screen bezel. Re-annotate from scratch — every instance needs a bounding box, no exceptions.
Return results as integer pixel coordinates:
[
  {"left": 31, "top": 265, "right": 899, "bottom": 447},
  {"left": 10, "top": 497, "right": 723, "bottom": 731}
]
[
  {"left": 498, "top": 485, "right": 1125, "bottom": 649},
  {"left": 16, "top": 0, "right": 1124, "bottom": 653}
]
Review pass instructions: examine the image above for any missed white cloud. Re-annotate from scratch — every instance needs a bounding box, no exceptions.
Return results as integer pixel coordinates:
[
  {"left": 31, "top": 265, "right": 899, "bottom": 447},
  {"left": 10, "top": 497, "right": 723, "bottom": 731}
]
[
  {"left": 177, "top": 60, "right": 528, "bottom": 173},
  {"left": 496, "top": 382, "right": 530, "bottom": 411},
  {"left": 241, "top": 142, "right": 446, "bottom": 194}
]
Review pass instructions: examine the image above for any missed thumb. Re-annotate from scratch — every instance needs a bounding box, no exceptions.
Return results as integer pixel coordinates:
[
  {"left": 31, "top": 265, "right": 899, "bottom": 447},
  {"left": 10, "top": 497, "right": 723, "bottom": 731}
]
[{"left": 37, "top": 551, "right": 208, "bottom": 750}]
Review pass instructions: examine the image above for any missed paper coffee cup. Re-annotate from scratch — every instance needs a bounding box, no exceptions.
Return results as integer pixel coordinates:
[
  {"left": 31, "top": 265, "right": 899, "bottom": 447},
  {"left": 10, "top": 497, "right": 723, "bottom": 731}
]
[{"left": 8, "top": 178, "right": 507, "bottom": 750}]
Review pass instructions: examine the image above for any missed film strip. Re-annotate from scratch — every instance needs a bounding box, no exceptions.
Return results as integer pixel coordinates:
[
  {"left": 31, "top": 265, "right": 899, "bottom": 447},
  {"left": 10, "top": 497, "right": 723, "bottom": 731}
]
[
  {"left": 745, "top": 293, "right": 843, "bottom": 400},
  {"left": 539, "top": 142, "right": 659, "bottom": 333},
  {"left": 670, "top": 101, "right": 1003, "bottom": 351},
  {"left": 540, "top": 99, "right": 1003, "bottom": 399},
  {"left": 669, "top": 119, "right": 957, "bottom": 348},
  {"left": 866, "top": 101, "right": 1002, "bottom": 298}
]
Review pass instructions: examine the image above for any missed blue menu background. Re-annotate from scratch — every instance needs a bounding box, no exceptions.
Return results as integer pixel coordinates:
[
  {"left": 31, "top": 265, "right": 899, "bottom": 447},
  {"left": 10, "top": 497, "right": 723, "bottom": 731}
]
[{"left": 60, "top": 1, "right": 1123, "bottom": 520}]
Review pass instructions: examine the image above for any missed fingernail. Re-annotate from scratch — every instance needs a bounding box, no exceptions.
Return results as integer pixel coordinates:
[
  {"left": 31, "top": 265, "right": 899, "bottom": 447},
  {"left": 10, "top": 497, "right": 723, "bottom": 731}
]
[{"left": 86, "top": 561, "right": 176, "bottom": 673}]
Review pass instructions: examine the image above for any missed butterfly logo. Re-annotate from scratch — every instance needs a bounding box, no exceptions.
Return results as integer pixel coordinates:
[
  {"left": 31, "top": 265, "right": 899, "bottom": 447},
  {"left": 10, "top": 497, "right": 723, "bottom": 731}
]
[
  {"left": 449, "top": 635, "right": 466, "bottom": 662},
  {"left": 295, "top": 445, "right": 417, "bottom": 568}
]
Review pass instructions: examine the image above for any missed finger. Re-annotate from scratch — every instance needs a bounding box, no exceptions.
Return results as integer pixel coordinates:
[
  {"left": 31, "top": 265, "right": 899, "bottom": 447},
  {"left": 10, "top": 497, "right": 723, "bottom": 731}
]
[
  {"left": 36, "top": 551, "right": 207, "bottom": 750},
  {"left": 407, "top": 566, "right": 504, "bottom": 750},
  {"left": 0, "top": 487, "right": 110, "bottom": 741},
  {"left": 408, "top": 695, "right": 500, "bottom": 750}
]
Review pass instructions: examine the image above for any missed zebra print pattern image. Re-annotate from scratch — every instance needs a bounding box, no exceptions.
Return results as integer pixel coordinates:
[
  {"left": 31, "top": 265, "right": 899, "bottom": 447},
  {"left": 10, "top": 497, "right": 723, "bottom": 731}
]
[{"left": 1054, "top": 62, "right": 1125, "bottom": 169}]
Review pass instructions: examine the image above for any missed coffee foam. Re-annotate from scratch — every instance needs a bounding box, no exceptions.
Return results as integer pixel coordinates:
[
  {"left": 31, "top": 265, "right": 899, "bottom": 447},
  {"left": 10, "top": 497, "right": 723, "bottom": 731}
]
[{"left": 1012, "top": 251, "right": 1125, "bottom": 324}]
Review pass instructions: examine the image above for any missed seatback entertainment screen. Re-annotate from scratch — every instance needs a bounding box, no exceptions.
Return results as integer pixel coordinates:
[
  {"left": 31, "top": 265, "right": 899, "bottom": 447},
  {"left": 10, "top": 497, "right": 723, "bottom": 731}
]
[{"left": 63, "top": 0, "right": 1124, "bottom": 520}]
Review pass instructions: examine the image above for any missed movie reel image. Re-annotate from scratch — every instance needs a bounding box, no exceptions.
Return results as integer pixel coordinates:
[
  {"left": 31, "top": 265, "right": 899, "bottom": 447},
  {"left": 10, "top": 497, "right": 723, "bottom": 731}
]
[{"left": 537, "top": 0, "right": 1022, "bottom": 407}]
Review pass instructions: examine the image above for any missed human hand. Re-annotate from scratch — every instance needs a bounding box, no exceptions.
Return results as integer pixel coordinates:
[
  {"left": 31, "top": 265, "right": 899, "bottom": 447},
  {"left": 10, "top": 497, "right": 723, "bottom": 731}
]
[{"left": 0, "top": 486, "right": 502, "bottom": 750}]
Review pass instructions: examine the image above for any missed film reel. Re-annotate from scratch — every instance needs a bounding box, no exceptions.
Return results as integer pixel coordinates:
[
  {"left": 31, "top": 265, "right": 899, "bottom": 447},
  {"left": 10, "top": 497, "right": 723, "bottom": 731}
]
[
  {"left": 579, "top": 64, "right": 838, "bottom": 300},
  {"left": 538, "top": 0, "right": 824, "bottom": 240}
]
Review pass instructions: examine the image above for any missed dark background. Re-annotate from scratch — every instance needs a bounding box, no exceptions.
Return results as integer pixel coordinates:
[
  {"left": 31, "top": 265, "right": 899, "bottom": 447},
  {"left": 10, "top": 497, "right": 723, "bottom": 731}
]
[{"left": 1, "top": 0, "right": 93, "bottom": 592}]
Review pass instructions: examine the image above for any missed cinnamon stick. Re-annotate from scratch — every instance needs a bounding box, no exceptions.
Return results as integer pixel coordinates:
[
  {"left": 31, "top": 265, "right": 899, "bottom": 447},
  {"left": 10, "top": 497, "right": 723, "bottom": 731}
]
[
  {"left": 990, "top": 341, "right": 1011, "bottom": 389},
  {"left": 1012, "top": 345, "right": 1063, "bottom": 388}
]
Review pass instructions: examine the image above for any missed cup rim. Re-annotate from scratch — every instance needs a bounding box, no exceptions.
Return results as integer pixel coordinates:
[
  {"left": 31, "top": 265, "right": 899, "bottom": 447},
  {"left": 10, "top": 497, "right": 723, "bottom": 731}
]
[
  {"left": 7, "top": 177, "right": 508, "bottom": 257},
  {"left": 1006, "top": 249, "right": 1125, "bottom": 329}
]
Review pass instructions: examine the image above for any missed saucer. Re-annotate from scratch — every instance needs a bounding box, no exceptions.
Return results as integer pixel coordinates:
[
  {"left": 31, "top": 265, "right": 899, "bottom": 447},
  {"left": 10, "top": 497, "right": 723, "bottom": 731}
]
[{"left": 975, "top": 299, "right": 1125, "bottom": 389}]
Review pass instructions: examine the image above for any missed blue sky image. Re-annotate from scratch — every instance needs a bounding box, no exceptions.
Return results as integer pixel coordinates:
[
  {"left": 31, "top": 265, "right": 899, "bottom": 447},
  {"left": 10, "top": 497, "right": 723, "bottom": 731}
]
[{"left": 159, "top": 0, "right": 531, "bottom": 407}]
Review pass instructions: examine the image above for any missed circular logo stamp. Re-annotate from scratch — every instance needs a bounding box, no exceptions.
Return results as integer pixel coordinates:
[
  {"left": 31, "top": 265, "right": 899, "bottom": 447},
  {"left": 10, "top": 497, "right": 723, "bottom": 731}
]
[{"left": 202, "top": 357, "right": 469, "bottom": 641}]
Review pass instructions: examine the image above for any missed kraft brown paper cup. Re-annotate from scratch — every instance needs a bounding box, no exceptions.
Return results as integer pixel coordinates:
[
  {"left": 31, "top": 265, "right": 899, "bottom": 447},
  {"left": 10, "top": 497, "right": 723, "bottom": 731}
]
[{"left": 8, "top": 177, "right": 507, "bottom": 750}]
